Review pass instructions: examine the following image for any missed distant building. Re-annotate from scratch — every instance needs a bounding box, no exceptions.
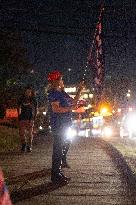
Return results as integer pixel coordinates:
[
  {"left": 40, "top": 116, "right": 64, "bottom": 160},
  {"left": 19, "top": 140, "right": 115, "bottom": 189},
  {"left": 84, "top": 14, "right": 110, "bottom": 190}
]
[{"left": 64, "top": 85, "right": 93, "bottom": 101}]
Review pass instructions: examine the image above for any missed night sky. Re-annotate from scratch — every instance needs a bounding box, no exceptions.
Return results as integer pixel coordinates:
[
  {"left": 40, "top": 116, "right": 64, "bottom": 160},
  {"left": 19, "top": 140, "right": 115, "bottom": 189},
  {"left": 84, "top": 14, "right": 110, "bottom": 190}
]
[{"left": 1, "top": 0, "right": 136, "bottom": 86}]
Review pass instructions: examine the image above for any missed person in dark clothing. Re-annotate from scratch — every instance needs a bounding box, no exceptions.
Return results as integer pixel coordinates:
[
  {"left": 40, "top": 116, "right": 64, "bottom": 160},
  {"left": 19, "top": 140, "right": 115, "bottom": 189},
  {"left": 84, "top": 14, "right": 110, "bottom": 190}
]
[
  {"left": 17, "top": 86, "right": 37, "bottom": 152},
  {"left": 47, "top": 71, "right": 84, "bottom": 184},
  {"left": 60, "top": 89, "right": 74, "bottom": 168}
]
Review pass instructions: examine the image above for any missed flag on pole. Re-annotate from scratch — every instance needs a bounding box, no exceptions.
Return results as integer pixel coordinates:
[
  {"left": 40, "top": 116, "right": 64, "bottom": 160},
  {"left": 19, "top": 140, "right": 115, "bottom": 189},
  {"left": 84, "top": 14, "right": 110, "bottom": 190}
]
[{"left": 88, "top": 6, "right": 104, "bottom": 95}]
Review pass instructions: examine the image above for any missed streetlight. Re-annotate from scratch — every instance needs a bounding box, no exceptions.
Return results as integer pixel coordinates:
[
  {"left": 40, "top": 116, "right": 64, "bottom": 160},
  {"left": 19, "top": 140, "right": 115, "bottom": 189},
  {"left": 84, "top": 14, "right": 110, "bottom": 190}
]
[
  {"left": 68, "top": 68, "right": 71, "bottom": 72},
  {"left": 83, "top": 94, "right": 88, "bottom": 99},
  {"left": 117, "top": 108, "right": 121, "bottom": 113},
  {"left": 89, "top": 94, "right": 93, "bottom": 99},
  {"left": 68, "top": 68, "right": 71, "bottom": 83},
  {"left": 126, "top": 93, "right": 131, "bottom": 98},
  {"left": 128, "top": 107, "right": 133, "bottom": 112}
]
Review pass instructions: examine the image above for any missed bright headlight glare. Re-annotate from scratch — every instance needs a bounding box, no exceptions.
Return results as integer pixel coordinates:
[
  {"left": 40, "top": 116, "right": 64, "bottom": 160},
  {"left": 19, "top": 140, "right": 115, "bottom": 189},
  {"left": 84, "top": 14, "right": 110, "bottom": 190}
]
[
  {"left": 103, "top": 127, "right": 113, "bottom": 137},
  {"left": 39, "top": 126, "right": 43, "bottom": 130},
  {"left": 92, "top": 129, "right": 101, "bottom": 135},
  {"left": 127, "top": 115, "right": 136, "bottom": 131},
  {"left": 66, "top": 127, "right": 77, "bottom": 140}
]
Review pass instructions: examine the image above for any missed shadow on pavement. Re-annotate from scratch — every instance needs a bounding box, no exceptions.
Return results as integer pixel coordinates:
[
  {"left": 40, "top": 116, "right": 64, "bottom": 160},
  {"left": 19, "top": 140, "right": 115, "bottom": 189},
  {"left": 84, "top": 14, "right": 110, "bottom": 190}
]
[
  {"left": 11, "top": 180, "right": 67, "bottom": 203},
  {"left": 7, "top": 168, "right": 51, "bottom": 185},
  {"left": 0, "top": 151, "right": 22, "bottom": 156}
]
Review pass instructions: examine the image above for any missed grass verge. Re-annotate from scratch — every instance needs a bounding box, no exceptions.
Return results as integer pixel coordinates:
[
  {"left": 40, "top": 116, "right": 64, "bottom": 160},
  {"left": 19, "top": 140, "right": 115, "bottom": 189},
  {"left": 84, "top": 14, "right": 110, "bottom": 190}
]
[
  {"left": 107, "top": 137, "right": 136, "bottom": 174},
  {"left": 0, "top": 126, "right": 19, "bottom": 152}
]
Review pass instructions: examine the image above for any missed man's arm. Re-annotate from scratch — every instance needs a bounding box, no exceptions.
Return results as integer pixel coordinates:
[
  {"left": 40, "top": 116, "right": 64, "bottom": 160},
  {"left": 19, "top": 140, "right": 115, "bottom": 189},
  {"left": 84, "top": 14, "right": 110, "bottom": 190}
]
[
  {"left": 72, "top": 89, "right": 82, "bottom": 105},
  {"left": 17, "top": 107, "right": 21, "bottom": 117},
  {"left": 72, "top": 81, "right": 85, "bottom": 105},
  {"left": 51, "top": 101, "right": 78, "bottom": 113},
  {"left": 17, "top": 97, "right": 22, "bottom": 117},
  {"left": 33, "top": 98, "right": 38, "bottom": 121}
]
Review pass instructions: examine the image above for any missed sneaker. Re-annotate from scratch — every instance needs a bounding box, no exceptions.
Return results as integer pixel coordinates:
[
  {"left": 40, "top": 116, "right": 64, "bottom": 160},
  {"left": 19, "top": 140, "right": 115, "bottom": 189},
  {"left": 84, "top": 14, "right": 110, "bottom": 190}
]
[
  {"left": 26, "top": 145, "right": 32, "bottom": 152},
  {"left": 61, "top": 162, "right": 70, "bottom": 168},
  {"left": 51, "top": 173, "right": 70, "bottom": 184},
  {"left": 60, "top": 173, "right": 71, "bottom": 181},
  {"left": 21, "top": 143, "right": 26, "bottom": 152}
]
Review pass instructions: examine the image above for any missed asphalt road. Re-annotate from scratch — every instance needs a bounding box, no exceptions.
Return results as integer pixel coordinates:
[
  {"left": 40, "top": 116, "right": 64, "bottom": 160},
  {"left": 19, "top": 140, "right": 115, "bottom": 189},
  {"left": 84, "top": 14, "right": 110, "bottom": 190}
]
[{"left": 1, "top": 135, "right": 136, "bottom": 205}]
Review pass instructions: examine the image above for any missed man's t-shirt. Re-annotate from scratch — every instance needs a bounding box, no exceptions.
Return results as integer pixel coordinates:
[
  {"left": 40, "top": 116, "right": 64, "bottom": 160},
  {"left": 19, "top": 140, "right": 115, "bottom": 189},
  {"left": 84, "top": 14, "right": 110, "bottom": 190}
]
[
  {"left": 18, "top": 96, "right": 37, "bottom": 121},
  {"left": 48, "top": 89, "right": 73, "bottom": 131}
]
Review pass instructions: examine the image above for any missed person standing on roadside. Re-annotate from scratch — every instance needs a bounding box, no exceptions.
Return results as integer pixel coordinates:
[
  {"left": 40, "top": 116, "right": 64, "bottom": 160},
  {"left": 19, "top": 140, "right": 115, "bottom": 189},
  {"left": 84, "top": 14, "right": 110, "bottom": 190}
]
[
  {"left": 17, "top": 86, "right": 37, "bottom": 152},
  {"left": 47, "top": 71, "right": 84, "bottom": 184}
]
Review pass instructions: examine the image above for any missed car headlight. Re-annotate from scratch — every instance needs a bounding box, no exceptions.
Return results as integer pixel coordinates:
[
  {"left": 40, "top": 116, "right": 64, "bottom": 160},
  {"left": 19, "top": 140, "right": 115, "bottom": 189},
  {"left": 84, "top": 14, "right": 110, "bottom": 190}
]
[
  {"left": 92, "top": 129, "right": 101, "bottom": 135},
  {"left": 103, "top": 127, "right": 113, "bottom": 137},
  {"left": 127, "top": 116, "right": 136, "bottom": 131},
  {"left": 66, "top": 127, "right": 77, "bottom": 140},
  {"left": 39, "top": 126, "right": 43, "bottom": 130}
]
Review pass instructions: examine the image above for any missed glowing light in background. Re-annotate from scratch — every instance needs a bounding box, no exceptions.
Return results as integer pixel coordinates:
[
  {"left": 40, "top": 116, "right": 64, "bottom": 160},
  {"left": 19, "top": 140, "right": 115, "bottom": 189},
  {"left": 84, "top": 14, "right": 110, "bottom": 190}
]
[
  {"left": 128, "top": 107, "right": 133, "bottom": 112},
  {"left": 126, "top": 93, "right": 131, "bottom": 97},
  {"left": 117, "top": 108, "right": 121, "bottom": 113}
]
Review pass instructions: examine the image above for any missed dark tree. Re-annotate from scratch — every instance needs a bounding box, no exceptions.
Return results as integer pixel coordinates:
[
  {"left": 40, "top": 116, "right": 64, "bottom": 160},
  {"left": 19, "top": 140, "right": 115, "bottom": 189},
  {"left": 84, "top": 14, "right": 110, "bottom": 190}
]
[{"left": 0, "top": 30, "right": 31, "bottom": 89}]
